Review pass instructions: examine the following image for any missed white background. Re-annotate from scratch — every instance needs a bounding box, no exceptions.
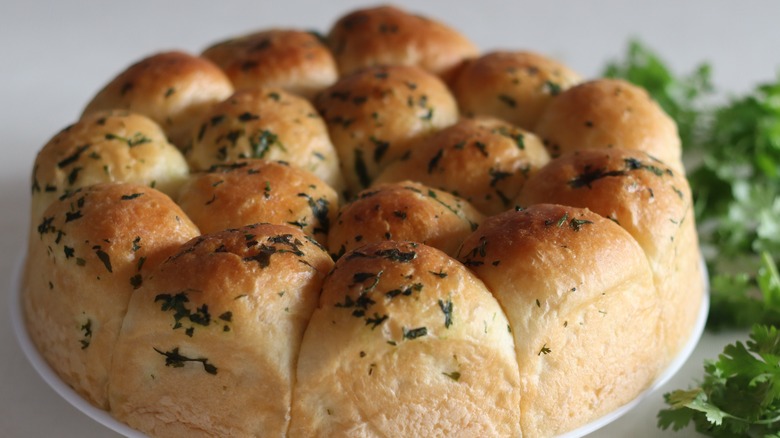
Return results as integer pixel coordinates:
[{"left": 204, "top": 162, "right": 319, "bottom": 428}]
[{"left": 1, "top": 1, "right": 775, "bottom": 436}]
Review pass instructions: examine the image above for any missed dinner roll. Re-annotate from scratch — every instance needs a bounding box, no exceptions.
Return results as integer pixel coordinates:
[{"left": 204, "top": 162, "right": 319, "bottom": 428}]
[
  {"left": 109, "top": 224, "right": 334, "bottom": 437},
  {"left": 23, "top": 183, "right": 199, "bottom": 409},
  {"left": 82, "top": 51, "right": 234, "bottom": 149},
  {"left": 202, "top": 28, "right": 338, "bottom": 99},
  {"left": 316, "top": 65, "right": 458, "bottom": 195},
  {"left": 290, "top": 241, "right": 521, "bottom": 437},
  {"left": 517, "top": 150, "right": 704, "bottom": 358},
  {"left": 451, "top": 51, "right": 581, "bottom": 130},
  {"left": 186, "top": 88, "right": 345, "bottom": 193},
  {"left": 327, "top": 181, "right": 483, "bottom": 258},
  {"left": 374, "top": 116, "right": 550, "bottom": 215},
  {"left": 30, "top": 111, "right": 189, "bottom": 227},
  {"left": 327, "top": 5, "right": 479, "bottom": 80},
  {"left": 177, "top": 159, "right": 338, "bottom": 244},
  {"left": 457, "top": 204, "right": 662, "bottom": 437},
  {"left": 534, "top": 78, "right": 683, "bottom": 171}
]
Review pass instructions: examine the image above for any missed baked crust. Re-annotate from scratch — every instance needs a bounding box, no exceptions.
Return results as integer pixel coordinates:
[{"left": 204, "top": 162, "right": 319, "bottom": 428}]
[
  {"left": 458, "top": 204, "right": 662, "bottom": 437},
  {"left": 290, "top": 241, "right": 521, "bottom": 437},
  {"left": 83, "top": 51, "right": 234, "bottom": 149},
  {"left": 109, "top": 224, "right": 334, "bottom": 437},
  {"left": 327, "top": 5, "right": 478, "bottom": 80},
  {"left": 202, "top": 28, "right": 338, "bottom": 99},
  {"left": 517, "top": 149, "right": 704, "bottom": 358},
  {"left": 375, "top": 116, "right": 550, "bottom": 215},
  {"left": 451, "top": 51, "right": 581, "bottom": 130},
  {"left": 315, "top": 65, "right": 458, "bottom": 195},
  {"left": 328, "top": 180, "right": 483, "bottom": 258},
  {"left": 30, "top": 111, "right": 188, "bottom": 231},
  {"left": 186, "top": 88, "right": 345, "bottom": 194},
  {"left": 534, "top": 78, "right": 683, "bottom": 171},
  {"left": 177, "top": 159, "right": 338, "bottom": 244},
  {"left": 23, "top": 183, "right": 199, "bottom": 409}
]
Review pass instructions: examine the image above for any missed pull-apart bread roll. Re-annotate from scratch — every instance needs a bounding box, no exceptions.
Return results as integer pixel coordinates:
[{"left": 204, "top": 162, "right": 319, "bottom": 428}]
[
  {"left": 83, "top": 51, "right": 234, "bottom": 149},
  {"left": 316, "top": 65, "right": 458, "bottom": 195},
  {"left": 375, "top": 116, "right": 550, "bottom": 215},
  {"left": 24, "top": 183, "right": 199, "bottom": 409},
  {"left": 458, "top": 204, "right": 662, "bottom": 437},
  {"left": 109, "top": 224, "right": 334, "bottom": 438},
  {"left": 186, "top": 88, "right": 345, "bottom": 193},
  {"left": 30, "top": 111, "right": 188, "bottom": 230},
  {"left": 534, "top": 78, "right": 683, "bottom": 171},
  {"left": 177, "top": 159, "right": 338, "bottom": 244},
  {"left": 327, "top": 5, "right": 478, "bottom": 81},
  {"left": 517, "top": 150, "right": 703, "bottom": 359},
  {"left": 202, "top": 28, "right": 338, "bottom": 99},
  {"left": 327, "top": 181, "right": 483, "bottom": 258},
  {"left": 451, "top": 51, "right": 582, "bottom": 130},
  {"left": 290, "top": 241, "right": 521, "bottom": 437}
]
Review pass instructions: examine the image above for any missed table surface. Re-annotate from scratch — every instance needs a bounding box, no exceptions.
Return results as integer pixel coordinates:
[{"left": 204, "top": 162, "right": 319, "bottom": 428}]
[{"left": 1, "top": 1, "right": 776, "bottom": 436}]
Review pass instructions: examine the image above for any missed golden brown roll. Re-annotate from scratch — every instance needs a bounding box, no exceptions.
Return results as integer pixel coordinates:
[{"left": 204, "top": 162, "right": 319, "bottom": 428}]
[
  {"left": 315, "top": 65, "right": 458, "bottom": 195},
  {"left": 451, "top": 51, "right": 581, "bottom": 130},
  {"left": 327, "top": 5, "right": 479, "bottom": 80},
  {"left": 109, "top": 224, "right": 334, "bottom": 437},
  {"left": 374, "top": 116, "right": 550, "bottom": 215},
  {"left": 201, "top": 28, "right": 338, "bottom": 99},
  {"left": 23, "top": 183, "right": 199, "bottom": 409},
  {"left": 30, "top": 111, "right": 189, "bottom": 227},
  {"left": 457, "top": 204, "right": 662, "bottom": 437},
  {"left": 177, "top": 159, "right": 338, "bottom": 244},
  {"left": 533, "top": 78, "right": 683, "bottom": 170},
  {"left": 186, "top": 88, "right": 345, "bottom": 194},
  {"left": 517, "top": 149, "right": 704, "bottom": 359},
  {"left": 290, "top": 241, "right": 521, "bottom": 437},
  {"left": 327, "top": 181, "right": 483, "bottom": 258},
  {"left": 82, "top": 51, "right": 234, "bottom": 149}
]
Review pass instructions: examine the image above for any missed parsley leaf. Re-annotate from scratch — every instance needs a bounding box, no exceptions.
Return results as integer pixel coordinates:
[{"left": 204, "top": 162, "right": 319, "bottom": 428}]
[{"left": 658, "top": 325, "right": 780, "bottom": 435}]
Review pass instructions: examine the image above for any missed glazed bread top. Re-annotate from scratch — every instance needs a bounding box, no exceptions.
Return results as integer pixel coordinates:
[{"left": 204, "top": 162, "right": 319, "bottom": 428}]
[
  {"left": 316, "top": 64, "right": 458, "bottom": 195},
  {"left": 374, "top": 116, "right": 550, "bottom": 215},
  {"left": 534, "top": 78, "right": 683, "bottom": 171},
  {"left": 327, "top": 5, "right": 479, "bottom": 80},
  {"left": 177, "top": 159, "right": 338, "bottom": 244},
  {"left": 83, "top": 51, "right": 234, "bottom": 149},
  {"left": 451, "top": 51, "right": 582, "bottom": 130},
  {"left": 202, "top": 28, "right": 338, "bottom": 99},
  {"left": 290, "top": 240, "right": 521, "bottom": 437},
  {"left": 30, "top": 111, "right": 188, "bottom": 225}
]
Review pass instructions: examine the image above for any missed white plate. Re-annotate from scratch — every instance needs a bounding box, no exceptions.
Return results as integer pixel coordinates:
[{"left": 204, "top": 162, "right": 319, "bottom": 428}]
[{"left": 10, "top": 253, "right": 709, "bottom": 438}]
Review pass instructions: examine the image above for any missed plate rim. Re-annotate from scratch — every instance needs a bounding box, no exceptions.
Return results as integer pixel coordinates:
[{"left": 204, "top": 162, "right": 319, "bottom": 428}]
[{"left": 10, "top": 252, "right": 709, "bottom": 438}]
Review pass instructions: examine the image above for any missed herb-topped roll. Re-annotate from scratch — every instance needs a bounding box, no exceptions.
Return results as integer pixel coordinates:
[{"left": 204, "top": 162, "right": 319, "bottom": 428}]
[
  {"left": 30, "top": 111, "right": 189, "bottom": 227},
  {"left": 458, "top": 204, "right": 663, "bottom": 437},
  {"left": 327, "top": 5, "right": 479, "bottom": 81},
  {"left": 177, "top": 159, "right": 338, "bottom": 244},
  {"left": 202, "top": 28, "right": 338, "bottom": 100},
  {"left": 186, "top": 88, "right": 345, "bottom": 194},
  {"left": 23, "top": 183, "right": 200, "bottom": 409},
  {"left": 374, "top": 116, "right": 550, "bottom": 215},
  {"left": 290, "top": 241, "right": 522, "bottom": 437},
  {"left": 316, "top": 65, "right": 458, "bottom": 195},
  {"left": 517, "top": 150, "right": 704, "bottom": 359},
  {"left": 327, "top": 181, "right": 483, "bottom": 258},
  {"left": 450, "top": 51, "right": 582, "bottom": 130},
  {"left": 109, "top": 224, "right": 334, "bottom": 437},
  {"left": 533, "top": 78, "right": 683, "bottom": 171},
  {"left": 82, "top": 51, "right": 234, "bottom": 150}
]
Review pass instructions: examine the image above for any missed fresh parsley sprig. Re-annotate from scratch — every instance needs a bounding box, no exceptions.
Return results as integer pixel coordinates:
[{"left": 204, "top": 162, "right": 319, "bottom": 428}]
[{"left": 658, "top": 324, "right": 780, "bottom": 436}]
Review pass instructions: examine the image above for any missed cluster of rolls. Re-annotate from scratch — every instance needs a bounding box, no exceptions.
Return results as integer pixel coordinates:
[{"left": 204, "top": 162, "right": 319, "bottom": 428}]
[{"left": 23, "top": 5, "right": 704, "bottom": 437}]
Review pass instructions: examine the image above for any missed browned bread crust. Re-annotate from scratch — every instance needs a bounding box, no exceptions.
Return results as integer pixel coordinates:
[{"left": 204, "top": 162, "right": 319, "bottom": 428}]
[{"left": 202, "top": 28, "right": 338, "bottom": 99}]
